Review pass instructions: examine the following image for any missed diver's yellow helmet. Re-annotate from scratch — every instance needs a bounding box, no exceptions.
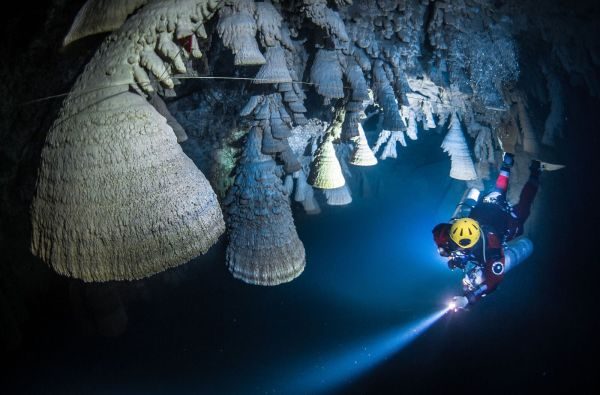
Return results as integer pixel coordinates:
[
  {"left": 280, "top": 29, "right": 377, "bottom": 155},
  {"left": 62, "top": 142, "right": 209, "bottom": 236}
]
[{"left": 450, "top": 218, "right": 481, "bottom": 249}]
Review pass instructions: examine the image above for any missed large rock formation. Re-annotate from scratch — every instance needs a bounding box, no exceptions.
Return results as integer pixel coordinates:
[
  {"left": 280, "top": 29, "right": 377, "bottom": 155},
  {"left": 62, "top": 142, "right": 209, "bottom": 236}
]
[{"left": 0, "top": 0, "right": 596, "bottom": 288}]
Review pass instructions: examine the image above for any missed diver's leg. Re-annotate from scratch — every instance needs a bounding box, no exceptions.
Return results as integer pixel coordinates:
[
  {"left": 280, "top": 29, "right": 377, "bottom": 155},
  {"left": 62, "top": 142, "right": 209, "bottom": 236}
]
[
  {"left": 513, "top": 160, "right": 541, "bottom": 232},
  {"left": 494, "top": 152, "right": 514, "bottom": 194}
]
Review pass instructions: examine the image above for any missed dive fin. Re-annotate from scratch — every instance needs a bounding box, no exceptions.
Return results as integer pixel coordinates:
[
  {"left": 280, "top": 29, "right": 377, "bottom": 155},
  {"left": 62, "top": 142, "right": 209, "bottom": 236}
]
[{"left": 540, "top": 162, "right": 566, "bottom": 171}]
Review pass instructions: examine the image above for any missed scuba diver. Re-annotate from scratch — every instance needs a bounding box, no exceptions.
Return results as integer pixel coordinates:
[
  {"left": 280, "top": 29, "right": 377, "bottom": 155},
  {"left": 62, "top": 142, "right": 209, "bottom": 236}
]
[{"left": 432, "top": 152, "right": 563, "bottom": 309}]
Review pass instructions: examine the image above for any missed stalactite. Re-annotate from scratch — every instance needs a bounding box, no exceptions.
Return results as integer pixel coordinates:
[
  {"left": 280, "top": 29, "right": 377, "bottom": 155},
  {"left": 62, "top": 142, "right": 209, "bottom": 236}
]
[
  {"left": 324, "top": 184, "right": 352, "bottom": 206},
  {"left": 308, "top": 135, "right": 346, "bottom": 189},
  {"left": 62, "top": 0, "right": 148, "bottom": 46},
  {"left": 308, "top": 108, "right": 347, "bottom": 189},
  {"left": 224, "top": 127, "right": 305, "bottom": 286},
  {"left": 350, "top": 124, "right": 378, "bottom": 166},
  {"left": 217, "top": 0, "right": 266, "bottom": 66},
  {"left": 26, "top": 0, "right": 589, "bottom": 287},
  {"left": 310, "top": 49, "right": 345, "bottom": 102},
  {"left": 254, "top": 45, "right": 293, "bottom": 84},
  {"left": 441, "top": 113, "right": 477, "bottom": 181}
]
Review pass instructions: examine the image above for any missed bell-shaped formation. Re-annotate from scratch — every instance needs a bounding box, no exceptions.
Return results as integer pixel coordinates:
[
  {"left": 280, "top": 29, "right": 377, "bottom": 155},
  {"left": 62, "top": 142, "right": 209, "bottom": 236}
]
[
  {"left": 62, "top": 0, "right": 147, "bottom": 46},
  {"left": 254, "top": 45, "right": 293, "bottom": 84},
  {"left": 224, "top": 127, "right": 305, "bottom": 286},
  {"left": 311, "top": 49, "right": 345, "bottom": 100},
  {"left": 324, "top": 184, "right": 353, "bottom": 206},
  {"left": 241, "top": 94, "right": 298, "bottom": 164},
  {"left": 31, "top": 92, "right": 226, "bottom": 282},
  {"left": 345, "top": 58, "right": 370, "bottom": 101},
  {"left": 308, "top": 136, "right": 346, "bottom": 189},
  {"left": 373, "top": 62, "right": 406, "bottom": 132},
  {"left": 350, "top": 124, "right": 378, "bottom": 166},
  {"left": 217, "top": 1, "right": 266, "bottom": 66},
  {"left": 255, "top": 0, "right": 284, "bottom": 48},
  {"left": 302, "top": 0, "right": 349, "bottom": 48},
  {"left": 441, "top": 113, "right": 477, "bottom": 180},
  {"left": 341, "top": 109, "right": 362, "bottom": 140}
]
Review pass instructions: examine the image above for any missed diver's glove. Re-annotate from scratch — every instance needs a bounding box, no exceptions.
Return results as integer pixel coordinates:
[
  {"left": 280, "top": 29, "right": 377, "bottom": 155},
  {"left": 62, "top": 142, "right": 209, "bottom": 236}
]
[
  {"left": 449, "top": 296, "right": 469, "bottom": 311},
  {"left": 448, "top": 255, "right": 469, "bottom": 270}
]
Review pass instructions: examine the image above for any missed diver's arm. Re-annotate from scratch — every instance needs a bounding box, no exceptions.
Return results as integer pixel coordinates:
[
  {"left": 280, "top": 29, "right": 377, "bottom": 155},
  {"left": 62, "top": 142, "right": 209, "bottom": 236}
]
[
  {"left": 450, "top": 284, "right": 488, "bottom": 310},
  {"left": 448, "top": 248, "right": 477, "bottom": 270},
  {"left": 464, "top": 284, "right": 489, "bottom": 305},
  {"left": 461, "top": 259, "right": 503, "bottom": 306},
  {"left": 448, "top": 256, "right": 468, "bottom": 270}
]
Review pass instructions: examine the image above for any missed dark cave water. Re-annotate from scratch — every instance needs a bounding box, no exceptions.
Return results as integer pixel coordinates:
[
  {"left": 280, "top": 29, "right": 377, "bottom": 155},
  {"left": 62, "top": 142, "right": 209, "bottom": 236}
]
[{"left": 3, "top": 88, "right": 597, "bottom": 394}]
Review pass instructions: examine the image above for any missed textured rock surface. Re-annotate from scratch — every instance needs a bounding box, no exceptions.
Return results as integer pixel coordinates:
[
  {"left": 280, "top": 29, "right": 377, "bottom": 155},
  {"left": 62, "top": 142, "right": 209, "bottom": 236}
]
[
  {"left": 441, "top": 113, "right": 477, "bottom": 181},
  {"left": 30, "top": 0, "right": 226, "bottom": 282},
  {"left": 62, "top": 0, "right": 148, "bottom": 46},
  {"left": 1, "top": 0, "right": 597, "bottom": 292},
  {"left": 31, "top": 91, "right": 225, "bottom": 282},
  {"left": 350, "top": 124, "right": 378, "bottom": 166},
  {"left": 223, "top": 127, "right": 305, "bottom": 285}
]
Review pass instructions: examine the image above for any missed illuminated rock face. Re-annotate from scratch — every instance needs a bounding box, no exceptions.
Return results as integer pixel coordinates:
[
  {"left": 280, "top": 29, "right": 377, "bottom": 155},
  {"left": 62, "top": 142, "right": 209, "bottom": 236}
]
[
  {"left": 441, "top": 113, "right": 477, "bottom": 181},
  {"left": 31, "top": 1, "right": 226, "bottom": 282},
  {"left": 23, "top": 0, "right": 599, "bottom": 285},
  {"left": 223, "top": 127, "right": 305, "bottom": 286},
  {"left": 31, "top": 91, "right": 226, "bottom": 282}
]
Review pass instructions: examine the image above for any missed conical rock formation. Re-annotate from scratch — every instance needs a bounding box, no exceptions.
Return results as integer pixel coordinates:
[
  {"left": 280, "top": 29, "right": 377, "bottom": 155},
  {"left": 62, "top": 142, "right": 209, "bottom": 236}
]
[
  {"left": 311, "top": 49, "right": 345, "bottom": 100},
  {"left": 350, "top": 124, "right": 378, "bottom": 166},
  {"left": 441, "top": 113, "right": 477, "bottom": 181},
  {"left": 62, "top": 0, "right": 147, "bottom": 46},
  {"left": 308, "top": 137, "right": 346, "bottom": 189},
  {"left": 31, "top": 0, "right": 225, "bottom": 282},
  {"left": 31, "top": 92, "right": 225, "bottom": 282},
  {"left": 324, "top": 184, "right": 352, "bottom": 206},
  {"left": 254, "top": 45, "right": 293, "bottom": 84},
  {"left": 224, "top": 128, "right": 305, "bottom": 286},
  {"left": 217, "top": 1, "right": 266, "bottom": 66}
]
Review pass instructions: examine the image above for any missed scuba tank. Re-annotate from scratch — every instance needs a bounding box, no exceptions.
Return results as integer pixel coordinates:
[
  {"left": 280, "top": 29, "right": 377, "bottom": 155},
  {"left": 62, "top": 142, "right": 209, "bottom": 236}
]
[
  {"left": 504, "top": 237, "right": 534, "bottom": 272},
  {"left": 451, "top": 188, "right": 481, "bottom": 221}
]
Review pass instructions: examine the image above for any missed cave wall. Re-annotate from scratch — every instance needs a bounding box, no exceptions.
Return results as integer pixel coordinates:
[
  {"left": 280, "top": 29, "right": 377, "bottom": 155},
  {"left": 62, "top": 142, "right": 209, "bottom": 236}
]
[{"left": 0, "top": 0, "right": 598, "bottom": 352}]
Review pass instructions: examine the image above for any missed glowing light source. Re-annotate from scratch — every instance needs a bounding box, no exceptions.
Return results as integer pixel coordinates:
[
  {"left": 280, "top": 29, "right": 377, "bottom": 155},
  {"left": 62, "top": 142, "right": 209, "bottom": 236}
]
[{"left": 446, "top": 296, "right": 469, "bottom": 312}]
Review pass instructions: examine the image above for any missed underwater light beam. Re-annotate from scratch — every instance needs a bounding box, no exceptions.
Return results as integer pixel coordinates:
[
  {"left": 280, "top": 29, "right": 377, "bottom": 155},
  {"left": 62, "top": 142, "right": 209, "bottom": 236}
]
[{"left": 281, "top": 308, "right": 449, "bottom": 395}]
